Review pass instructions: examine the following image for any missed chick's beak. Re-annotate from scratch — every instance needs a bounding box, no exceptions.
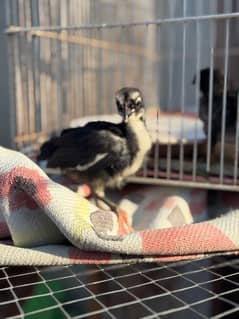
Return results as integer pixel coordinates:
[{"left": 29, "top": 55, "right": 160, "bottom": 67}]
[
  {"left": 122, "top": 110, "right": 129, "bottom": 122},
  {"left": 123, "top": 106, "right": 137, "bottom": 122}
]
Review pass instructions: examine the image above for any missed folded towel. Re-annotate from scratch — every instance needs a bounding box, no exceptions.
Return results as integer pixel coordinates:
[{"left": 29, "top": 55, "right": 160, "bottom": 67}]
[{"left": 0, "top": 146, "right": 238, "bottom": 265}]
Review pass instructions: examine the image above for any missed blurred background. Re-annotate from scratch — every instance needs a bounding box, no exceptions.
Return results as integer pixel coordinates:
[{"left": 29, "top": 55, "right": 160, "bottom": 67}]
[{"left": 1, "top": 0, "right": 239, "bottom": 189}]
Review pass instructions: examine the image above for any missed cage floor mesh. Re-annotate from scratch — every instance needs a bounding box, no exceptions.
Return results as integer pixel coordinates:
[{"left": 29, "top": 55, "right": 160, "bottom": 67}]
[{"left": 0, "top": 255, "right": 238, "bottom": 318}]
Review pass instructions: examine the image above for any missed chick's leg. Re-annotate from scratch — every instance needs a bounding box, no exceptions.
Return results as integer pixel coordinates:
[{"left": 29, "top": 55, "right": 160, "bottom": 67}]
[{"left": 92, "top": 187, "right": 118, "bottom": 214}]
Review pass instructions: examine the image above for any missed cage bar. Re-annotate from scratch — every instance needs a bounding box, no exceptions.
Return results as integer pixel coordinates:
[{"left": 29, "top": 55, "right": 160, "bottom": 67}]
[{"left": 220, "top": 18, "right": 230, "bottom": 183}]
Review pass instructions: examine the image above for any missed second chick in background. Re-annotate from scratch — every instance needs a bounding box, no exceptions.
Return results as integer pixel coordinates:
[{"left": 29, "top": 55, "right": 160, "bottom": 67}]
[{"left": 193, "top": 67, "right": 238, "bottom": 161}]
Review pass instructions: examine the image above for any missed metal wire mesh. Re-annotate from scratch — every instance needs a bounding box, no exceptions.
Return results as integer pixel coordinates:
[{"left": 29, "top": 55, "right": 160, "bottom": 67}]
[{"left": 0, "top": 256, "right": 239, "bottom": 318}]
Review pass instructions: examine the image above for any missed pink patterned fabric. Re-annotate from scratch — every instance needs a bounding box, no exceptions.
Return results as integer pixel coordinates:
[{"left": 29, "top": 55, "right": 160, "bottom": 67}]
[{"left": 0, "top": 146, "right": 238, "bottom": 265}]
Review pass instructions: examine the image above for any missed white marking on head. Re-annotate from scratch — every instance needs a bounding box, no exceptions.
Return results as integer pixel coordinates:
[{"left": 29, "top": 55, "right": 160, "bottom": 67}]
[
  {"left": 131, "top": 91, "right": 141, "bottom": 101},
  {"left": 135, "top": 96, "right": 142, "bottom": 103}
]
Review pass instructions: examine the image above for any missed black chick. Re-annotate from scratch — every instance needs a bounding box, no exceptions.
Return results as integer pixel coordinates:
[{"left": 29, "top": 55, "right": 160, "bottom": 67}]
[
  {"left": 37, "top": 87, "right": 152, "bottom": 208},
  {"left": 193, "top": 67, "right": 238, "bottom": 150}
]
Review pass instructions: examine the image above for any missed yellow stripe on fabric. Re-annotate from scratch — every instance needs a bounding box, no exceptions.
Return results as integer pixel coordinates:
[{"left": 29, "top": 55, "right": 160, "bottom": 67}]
[{"left": 73, "top": 196, "right": 92, "bottom": 235}]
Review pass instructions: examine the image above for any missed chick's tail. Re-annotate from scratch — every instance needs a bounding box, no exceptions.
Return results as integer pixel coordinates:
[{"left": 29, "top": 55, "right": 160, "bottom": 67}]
[{"left": 37, "top": 137, "right": 59, "bottom": 161}]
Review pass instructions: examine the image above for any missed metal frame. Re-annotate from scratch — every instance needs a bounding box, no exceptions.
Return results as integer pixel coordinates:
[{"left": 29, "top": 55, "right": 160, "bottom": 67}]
[{"left": 4, "top": 12, "right": 239, "bottom": 33}]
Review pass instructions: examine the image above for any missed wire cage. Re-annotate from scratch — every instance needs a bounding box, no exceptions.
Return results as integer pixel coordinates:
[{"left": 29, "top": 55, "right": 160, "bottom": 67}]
[{"left": 2, "top": 0, "right": 239, "bottom": 191}]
